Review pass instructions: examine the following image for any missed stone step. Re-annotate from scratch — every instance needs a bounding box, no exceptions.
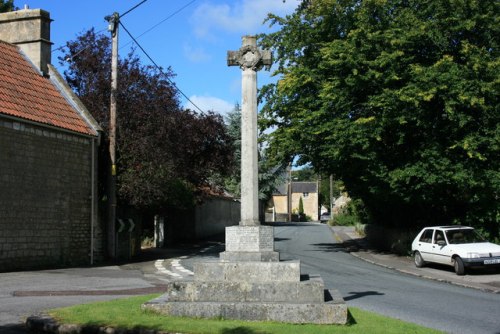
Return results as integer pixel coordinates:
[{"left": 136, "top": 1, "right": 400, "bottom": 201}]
[
  {"left": 194, "top": 260, "right": 301, "bottom": 282},
  {"left": 164, "top": 276, "right": 325, "bottom": 303},
  {"left": 143, "top": 289, "right": 347, "bottom": 325}
]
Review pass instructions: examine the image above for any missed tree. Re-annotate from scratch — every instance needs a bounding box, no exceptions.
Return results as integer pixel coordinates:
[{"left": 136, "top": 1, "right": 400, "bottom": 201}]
[
  {"left": 261, "top": 0, "right": 499, "bottom": 236},
  {"left": 298, "top": 196, "right": 304, "bottom": 216},
  {"left": 60, "top": 29, "right": 235, "bottom": 211},
  {"left": 223, "top": 103, "right": 242, "bottom": 197},
  {"left": 0, "top": 0, "right": 17, "bottom": 12}
]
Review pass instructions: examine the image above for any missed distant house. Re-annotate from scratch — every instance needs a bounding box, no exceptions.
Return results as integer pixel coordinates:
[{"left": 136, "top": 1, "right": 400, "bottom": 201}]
[
  {"left": 0, "top": 8, "right": 103, "bottom": 271},
  {"left": 270, "top": 182, "right": 319, "bottom": 222}
]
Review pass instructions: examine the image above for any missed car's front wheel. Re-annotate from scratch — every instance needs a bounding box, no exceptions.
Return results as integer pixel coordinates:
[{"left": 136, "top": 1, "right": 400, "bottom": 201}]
[
  {"left": 453, "top": 256, "right": 465, "bottom": 276},
  {"left": 414, "top": 251, "right": 426, "bottom": 268}
]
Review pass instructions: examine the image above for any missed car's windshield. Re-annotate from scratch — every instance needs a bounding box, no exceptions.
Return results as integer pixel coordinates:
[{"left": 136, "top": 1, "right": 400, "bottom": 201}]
[{"left": 446, "top": 229, "right": 486, "bottom": 244}]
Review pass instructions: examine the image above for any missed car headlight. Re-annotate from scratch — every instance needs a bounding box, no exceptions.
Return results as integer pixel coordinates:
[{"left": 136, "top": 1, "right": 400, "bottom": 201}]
[{"left": 467, "top": 252, "right": 481, "bottom": 259}]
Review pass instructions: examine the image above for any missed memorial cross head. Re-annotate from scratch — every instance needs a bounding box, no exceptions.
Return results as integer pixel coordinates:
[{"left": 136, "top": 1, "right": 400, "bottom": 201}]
[{"left": 227, "top": 36, "right": 272, "bottom": 71}]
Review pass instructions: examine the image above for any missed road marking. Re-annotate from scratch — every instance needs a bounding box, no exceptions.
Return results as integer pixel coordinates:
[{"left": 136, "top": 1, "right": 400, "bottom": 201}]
[
  {"left": 154, "top": 260, "right": 182, "bottom": 278},
  {"left": 171, "top": 259, "right": 194, "bottom": 275}
]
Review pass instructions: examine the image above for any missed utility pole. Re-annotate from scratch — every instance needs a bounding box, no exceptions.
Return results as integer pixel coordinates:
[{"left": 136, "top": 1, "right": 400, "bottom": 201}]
[
  {"left": 288, "top": 162, "right": 292, "bottom": 222},
  {"left": 329, "top": 174, "right": 333, "bottom": 214},
  {"left": 106, "top": 12, "right": 119, "bottom": 259}
]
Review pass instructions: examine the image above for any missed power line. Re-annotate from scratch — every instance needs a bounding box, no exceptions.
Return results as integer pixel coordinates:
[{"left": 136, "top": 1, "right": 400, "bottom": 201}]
[
  {"left": 51, "top": 0, "right": 148, "bottom": 56},
  {"left": 119, "top": 0, "right": 198, "bottom": 51},
  {"left": 120, "top": 0, "right": 148, "bottom": 18},
  {"left": 119, "top": 21, "right": 206, "bottom": 114}
]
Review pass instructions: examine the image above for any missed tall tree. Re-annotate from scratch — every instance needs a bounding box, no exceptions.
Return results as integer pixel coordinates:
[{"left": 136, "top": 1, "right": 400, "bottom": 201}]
[
  {"left": 223, "top": 103, "right": 242, "bottom": 197},
  {"left": 261, "top": 0, "right": 499, "bottom": 235},
  {"left": 0, "top": 0, "right": 17, "bottom": 12},
  {"left": 60, "top": 29, "right": 235, "bottom": 210}
]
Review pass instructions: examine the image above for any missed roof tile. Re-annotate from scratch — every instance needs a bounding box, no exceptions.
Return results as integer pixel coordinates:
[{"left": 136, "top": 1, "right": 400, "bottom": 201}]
[{"left": 0, "top": 40, "right": 96, "bottom": 135}]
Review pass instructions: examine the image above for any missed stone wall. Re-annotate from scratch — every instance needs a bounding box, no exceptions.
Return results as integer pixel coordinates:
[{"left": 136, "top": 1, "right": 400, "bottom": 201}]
[
  {"left": 0, "top": 118, "right": 102, "bottom": 271},
  {"left": 195, "top": 197, "right": 240, "bottom": 239}
]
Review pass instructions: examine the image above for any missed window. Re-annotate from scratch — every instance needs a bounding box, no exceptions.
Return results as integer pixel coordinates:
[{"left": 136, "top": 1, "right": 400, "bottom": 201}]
[
  {"left": 303, "top": 192, "right": 309, "bottom": 198},
  {"left": 433, "top": 230, "right": 445, "bottom": 244},
  {"left": 419, "top": 229, "right": 433, "bottom": 243}
]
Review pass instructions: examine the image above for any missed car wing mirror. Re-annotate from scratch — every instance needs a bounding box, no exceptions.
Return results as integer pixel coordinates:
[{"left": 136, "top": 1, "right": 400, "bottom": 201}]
[{"left": 437, "top": 240, "right": 446, "bottom": 246}]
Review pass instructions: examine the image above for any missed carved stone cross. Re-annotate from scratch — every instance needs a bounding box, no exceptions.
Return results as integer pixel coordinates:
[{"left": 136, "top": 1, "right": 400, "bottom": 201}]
[{"left": 227, "top": 35, "right": 272, "bottom": 226}]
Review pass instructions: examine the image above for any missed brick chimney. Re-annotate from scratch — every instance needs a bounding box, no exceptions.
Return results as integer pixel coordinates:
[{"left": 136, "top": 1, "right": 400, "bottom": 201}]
[{"left": 0, "top": 7, "right": 52, "bottom": 75}]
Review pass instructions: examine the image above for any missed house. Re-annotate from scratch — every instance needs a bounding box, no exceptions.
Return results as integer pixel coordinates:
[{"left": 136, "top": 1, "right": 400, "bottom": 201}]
[
  {"left": 0, "top": 8, "right": 103, "bottom": 271},
  {"left": 270, "top": 181, "right": 319, "bottom": 222}
]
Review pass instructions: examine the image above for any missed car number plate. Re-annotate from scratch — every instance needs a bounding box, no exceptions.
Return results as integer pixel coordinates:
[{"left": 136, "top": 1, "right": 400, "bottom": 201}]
[{"left": 484, "top": 259, "right": 500, "bottom": 265}]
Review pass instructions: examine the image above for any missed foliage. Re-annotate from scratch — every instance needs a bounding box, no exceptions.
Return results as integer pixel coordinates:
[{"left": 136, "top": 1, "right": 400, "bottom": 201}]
[
  {"left": 223, "top": 103, "right": 288, "bottom": 201},
  {"left": 298, "top": 196, "right": 304, "bottom": 215},
  {"left": 223, "top": 103, "right": 242, "bottom": 197},
  {"left": 60, "top": 29, "right": 235, "bottom": 210},
  {"left": 260, "top": 0, "right": 499, "bottom": 235},
  {"left": 292, "top": 166, "right": 316, "bottom": 181},
  {"left": 331, "top": 199, "right": 368, "bottom": 226},
  {"left": 49, "top": 294, "right": 442, "bottom": 334},
  {"left": 0, "top": 0, "right": 17, "bottom": 12}
]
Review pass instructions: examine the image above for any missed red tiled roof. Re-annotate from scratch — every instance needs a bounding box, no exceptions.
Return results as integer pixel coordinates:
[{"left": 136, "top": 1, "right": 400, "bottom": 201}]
[{"left": 0, "top": 40, "right": 96, "bottom": 135}]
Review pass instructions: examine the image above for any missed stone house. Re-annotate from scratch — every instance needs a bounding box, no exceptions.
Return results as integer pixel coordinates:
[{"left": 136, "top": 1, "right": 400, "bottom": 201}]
[
  {"left": 270, "top": 182, "right": 319, "bottom": 221},
  {"left": 0, "top": 8, "right": 103, "bottom": 271}
]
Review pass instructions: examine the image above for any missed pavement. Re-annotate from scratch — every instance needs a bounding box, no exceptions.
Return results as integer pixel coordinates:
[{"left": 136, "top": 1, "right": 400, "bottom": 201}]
[{"left": 331, "top": 225, "right": 500, "bottom": 294}]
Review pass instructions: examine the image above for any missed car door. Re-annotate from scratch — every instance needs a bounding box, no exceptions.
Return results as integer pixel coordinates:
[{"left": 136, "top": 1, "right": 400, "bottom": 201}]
[
  {"left": 415, "top": 228, "right": 435, "bottom": 263},
  {"left": 431, "top": 229, "right": 450, "bottom": 264}
]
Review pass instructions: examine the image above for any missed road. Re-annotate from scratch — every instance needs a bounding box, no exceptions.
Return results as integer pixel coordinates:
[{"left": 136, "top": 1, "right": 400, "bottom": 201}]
[
  {"left": 0, "top": 265, "right": 168, "bottom": 333},
  {"left": 1, "top": 223, "right": 499, "bottom": 334},
  {"left": 272, "top": 223, "right": 500, "bottom": 334}
]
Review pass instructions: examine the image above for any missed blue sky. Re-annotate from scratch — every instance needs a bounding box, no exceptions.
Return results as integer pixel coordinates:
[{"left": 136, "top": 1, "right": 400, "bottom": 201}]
[{"left": 24, "top": 0, "right": 298, "bottom": 118}]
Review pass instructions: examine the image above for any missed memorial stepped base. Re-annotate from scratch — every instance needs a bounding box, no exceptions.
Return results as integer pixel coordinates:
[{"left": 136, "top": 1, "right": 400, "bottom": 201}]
[{"left": 142, "top": 260, "right": 348, "bottom": 324}]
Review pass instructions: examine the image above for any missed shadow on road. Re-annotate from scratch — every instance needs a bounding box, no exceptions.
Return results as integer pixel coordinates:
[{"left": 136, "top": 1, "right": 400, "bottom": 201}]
[
  {"left": 344, "top": 291, "right": 385, "bottom": 301},
  {"left": 0, "top": 324, "right": 29, "bottom": 334},
  {"left": 222, "top": 327, "right": 271, "bottom": 334}
]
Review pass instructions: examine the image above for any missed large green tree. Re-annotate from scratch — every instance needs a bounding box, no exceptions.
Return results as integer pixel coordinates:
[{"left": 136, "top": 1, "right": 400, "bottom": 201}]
[
  {"left": 0, "top": 0, "right": 17, "bottom": 12},
  {"left": 260, "top": 0, "right": 499, "bottom": 236},
  {"left": 61, "top": 29, "right": 235, "bottom": 211}
]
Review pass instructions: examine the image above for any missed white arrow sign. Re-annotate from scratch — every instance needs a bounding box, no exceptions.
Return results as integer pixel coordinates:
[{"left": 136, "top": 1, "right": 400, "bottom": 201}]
[
  {"left": 117, "top": 218, "right": 125, "bottom": 233},
  {"left": 128, "top": 218, "right": 135, "bottom": 232}
]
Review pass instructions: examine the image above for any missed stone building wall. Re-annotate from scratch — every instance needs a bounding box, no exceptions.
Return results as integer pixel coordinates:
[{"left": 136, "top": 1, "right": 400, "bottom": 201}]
[{"left": 0, "top": 118, "right": 102, "bottom": 271}]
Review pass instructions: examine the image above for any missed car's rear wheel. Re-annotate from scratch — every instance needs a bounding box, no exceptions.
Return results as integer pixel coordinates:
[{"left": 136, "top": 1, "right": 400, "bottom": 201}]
[
  {"left": 454, "top": 256, "right": 465, "bottom": 275},
  {"left": 414, "top": 251, "right": 426, "bottom": 268}
]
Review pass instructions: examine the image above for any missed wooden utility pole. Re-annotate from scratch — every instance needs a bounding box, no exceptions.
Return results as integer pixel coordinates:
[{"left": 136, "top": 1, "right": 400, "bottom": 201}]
[
  {"left": 288, "top": 162, "right": 292, "bottom": 222},
  {"left": 106, "top": 12, "right": 119, "bottom": 259},
  {"left": 329, "top": 174, "right": 333, "bottom": 214}
]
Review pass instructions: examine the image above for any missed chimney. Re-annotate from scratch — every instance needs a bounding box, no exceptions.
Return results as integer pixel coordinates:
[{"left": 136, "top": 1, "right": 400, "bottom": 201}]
[{"left": 0, "top": 8, "right": 52, "bottom": 75}]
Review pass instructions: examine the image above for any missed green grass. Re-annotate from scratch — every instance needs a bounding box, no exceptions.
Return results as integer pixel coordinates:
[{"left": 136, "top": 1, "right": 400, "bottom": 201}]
[{"left": 49, "top": 294, "right": 443, "bottom": 334}]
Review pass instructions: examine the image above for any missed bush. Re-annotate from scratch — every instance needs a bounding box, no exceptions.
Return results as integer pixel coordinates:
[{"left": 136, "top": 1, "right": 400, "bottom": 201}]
[{"left": 330, "top": 199, "right": 369, "bottom": 226}]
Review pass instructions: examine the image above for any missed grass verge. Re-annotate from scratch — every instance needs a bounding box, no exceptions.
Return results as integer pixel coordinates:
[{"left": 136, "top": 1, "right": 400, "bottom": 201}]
[{"left": 49, "top": 294, "right": 443, "bottom": 334}]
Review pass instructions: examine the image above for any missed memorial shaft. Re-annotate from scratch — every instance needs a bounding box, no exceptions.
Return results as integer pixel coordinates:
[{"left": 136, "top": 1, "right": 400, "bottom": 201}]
[{"left": 227, "top": 35, "right": 272, "bottom": 226}]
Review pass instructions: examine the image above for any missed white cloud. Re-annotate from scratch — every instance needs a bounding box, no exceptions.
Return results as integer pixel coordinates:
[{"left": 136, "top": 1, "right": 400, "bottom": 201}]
[
  {"left": 186, "top": 95, "right": 235, "bottom": 117},
  {"left": 183, "top": 43, "right": 211, "bottom": 63},
  {"left": 191, "top": 0, "right": 298, "bottom": 39}
]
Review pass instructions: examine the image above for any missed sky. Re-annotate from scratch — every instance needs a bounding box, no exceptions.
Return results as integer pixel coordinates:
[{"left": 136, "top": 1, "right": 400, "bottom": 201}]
[{"left": 22, "top": 0, "right": 299, "bottom": 118}]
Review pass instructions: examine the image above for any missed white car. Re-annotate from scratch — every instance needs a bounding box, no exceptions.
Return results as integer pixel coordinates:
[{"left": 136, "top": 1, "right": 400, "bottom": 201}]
[{"left": 411, "top": 226, "right": 500, "bottom": 275}]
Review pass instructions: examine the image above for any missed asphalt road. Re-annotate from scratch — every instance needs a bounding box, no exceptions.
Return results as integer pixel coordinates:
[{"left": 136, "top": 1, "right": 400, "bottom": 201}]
[
  {"left": 0, "top": 266, "right": 167, "bottom": 333},
  {"left": 272, "top": 223, "right": 500, "bottom": 334},
  {"left": 2, "top": 223, "right": 499, "bottom": 334}
]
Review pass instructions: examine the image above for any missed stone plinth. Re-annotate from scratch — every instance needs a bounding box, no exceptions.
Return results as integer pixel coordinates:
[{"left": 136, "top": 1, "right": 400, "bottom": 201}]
[
  {"left": 144, "top": 290, "right": 347, "bottom": 324},
  {"left": 194, "top": 260, "right": 300, "bottom": 282},
  {"left": 220, "top": 225, "right": 279, "bottom": 262},
  {"left": 143, "top": 252, "right": 348, "bottom": 324},
  {"left": 160, "top": 275, "right": 325, "bottom": 303}
]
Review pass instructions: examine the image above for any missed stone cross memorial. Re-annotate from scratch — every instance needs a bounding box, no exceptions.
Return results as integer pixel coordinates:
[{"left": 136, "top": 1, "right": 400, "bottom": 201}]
[{"left": 142, "top": 36, "right": 347, "bottom": 325}]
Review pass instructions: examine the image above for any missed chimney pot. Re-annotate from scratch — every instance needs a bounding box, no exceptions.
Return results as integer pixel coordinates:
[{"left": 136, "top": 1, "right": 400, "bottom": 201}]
[{"left": 0, "top": 8, "right": 53, "bottom": 75}]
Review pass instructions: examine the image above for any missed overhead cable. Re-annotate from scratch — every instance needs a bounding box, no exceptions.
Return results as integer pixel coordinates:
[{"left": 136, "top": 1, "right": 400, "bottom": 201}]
[
  {"left": 120, "top": 0, "right": 148, "bottom": 18},
  {"left": 120, "top": 0, "right": 198, "bottom": 51},
  {"left": 119, "top": 21, "right": 206, "bottom": 114}
]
